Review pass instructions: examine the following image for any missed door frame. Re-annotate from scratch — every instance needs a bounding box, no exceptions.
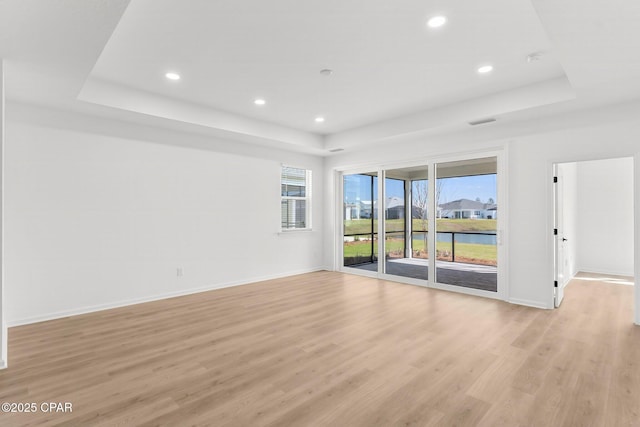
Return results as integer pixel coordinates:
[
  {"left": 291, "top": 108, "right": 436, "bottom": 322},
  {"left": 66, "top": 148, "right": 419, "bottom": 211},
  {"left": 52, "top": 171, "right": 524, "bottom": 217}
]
[
  {"left": 551, "top": 156, "right": 639, "bottom": 325},
  {"left": 552, "top": 163, "right": 569, "bottom": 307},
  {"left": 636, "top": 154, "right": 640, "bottom": 325}
]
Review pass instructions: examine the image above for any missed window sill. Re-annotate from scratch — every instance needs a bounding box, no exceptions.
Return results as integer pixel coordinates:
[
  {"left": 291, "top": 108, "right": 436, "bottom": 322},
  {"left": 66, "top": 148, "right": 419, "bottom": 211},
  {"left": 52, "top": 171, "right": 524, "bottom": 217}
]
[{"left": 279, "top": 228, "right": 313, "bottom": 235}]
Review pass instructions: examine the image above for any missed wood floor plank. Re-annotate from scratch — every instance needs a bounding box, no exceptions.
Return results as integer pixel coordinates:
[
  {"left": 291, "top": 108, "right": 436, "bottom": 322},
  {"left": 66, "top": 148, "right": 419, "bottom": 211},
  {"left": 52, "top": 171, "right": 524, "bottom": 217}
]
[
  {"left": 0, "top": 270, "right": 637, "bottom": 426},
  {"left": 476, "top": 386, "right": 535, "bottom": 427}
]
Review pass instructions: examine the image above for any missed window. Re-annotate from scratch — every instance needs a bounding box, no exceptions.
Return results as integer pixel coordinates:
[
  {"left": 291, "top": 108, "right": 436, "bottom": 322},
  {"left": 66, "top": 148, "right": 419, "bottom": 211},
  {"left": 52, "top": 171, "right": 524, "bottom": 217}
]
[{"left": 281, "top": 166, "right": 312, "bottom": 230}]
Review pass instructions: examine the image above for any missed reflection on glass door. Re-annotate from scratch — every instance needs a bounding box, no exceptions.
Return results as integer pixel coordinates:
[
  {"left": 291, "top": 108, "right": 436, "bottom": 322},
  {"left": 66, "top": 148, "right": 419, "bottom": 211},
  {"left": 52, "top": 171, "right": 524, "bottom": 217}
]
[
  {"left": 343, "top": 172, "right": 378, "bottom": 271},
  {"left": 435, "top": 157, "right": 498, "bottom": 292}
]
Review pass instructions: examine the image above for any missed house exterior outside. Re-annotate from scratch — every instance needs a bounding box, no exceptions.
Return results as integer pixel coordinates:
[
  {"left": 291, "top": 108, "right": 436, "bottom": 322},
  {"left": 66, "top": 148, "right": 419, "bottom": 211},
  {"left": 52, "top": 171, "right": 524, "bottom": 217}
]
[
  {"left": 385, "top": 196, "right": 405, "bottom": 219},
  {"left": 438, "top": 199, "right": 497, "bottom": 219},
  {"left": 344, "top": 200, "right": 375, "bottom": 219},
  {"left": 345, "top": 197, "right": 406, "bottom": 220},
  {"left": 346, "top": 197, "right": 497, "bottom": 221}
]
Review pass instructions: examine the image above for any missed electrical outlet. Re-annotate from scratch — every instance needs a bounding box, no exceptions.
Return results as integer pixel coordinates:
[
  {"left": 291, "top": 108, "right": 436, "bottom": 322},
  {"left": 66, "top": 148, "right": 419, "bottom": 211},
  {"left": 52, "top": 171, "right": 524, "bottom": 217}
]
[{"left": 177, "top": 267, "right": 184, "bottom": 277}]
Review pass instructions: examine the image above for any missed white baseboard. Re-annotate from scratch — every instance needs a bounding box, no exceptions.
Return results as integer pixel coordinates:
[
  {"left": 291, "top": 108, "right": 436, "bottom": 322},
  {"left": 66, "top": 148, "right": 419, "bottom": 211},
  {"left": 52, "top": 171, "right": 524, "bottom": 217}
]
[
  {"left": 8, "top": 267, "right": 325, "bottom": 327},
  {"left": 577, "top": 268, "right": 635, "bottom": 278},
  {"left": 562, "top": 271, "right": 578, "bottom": 288},
  {"left": 1, "top": 321, "right": 6, "bottom": 369},
  {"left": 508, "top": 298, "right": 551, "bottom": 309}
]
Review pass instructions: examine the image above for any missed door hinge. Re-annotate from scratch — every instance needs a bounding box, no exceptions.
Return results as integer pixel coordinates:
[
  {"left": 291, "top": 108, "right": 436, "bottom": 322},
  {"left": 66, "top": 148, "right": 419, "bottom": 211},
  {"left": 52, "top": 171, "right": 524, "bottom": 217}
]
[
  {"left": 553, "top": 176, "right": 558, "bottom": 183},
  {"left": 554, "top": 228, "right": 558, "bottom": 235},
  {"left": 554, "top": 281, "right": 558, "bottom": 288}
]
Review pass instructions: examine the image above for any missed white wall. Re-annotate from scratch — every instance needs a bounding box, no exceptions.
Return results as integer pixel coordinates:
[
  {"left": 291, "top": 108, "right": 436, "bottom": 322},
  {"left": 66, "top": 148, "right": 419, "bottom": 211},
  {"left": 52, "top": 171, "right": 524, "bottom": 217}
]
[
  {"left": 559, "top": 162, "right": 579, "bottom": 281},
  {"left": 0, "top": 59, "right": 6, "bottom": 368},
  {"left": 636, "top": 157, "right": 640, "bottom": 325},
  {"left": 509, "top": 126, "right": 637, "bottom": 310},
  {"left": 324, "top": 111, "right": 640, "bottom": 317},
  {"left": 576, "top": 157, "right": 634, "bottom": 276},
  {"left": 6, "top": 102, "right": 639, "bottom": 328},
  {"left": 4, "top": 104, "right": 324, "bottom": 325}
]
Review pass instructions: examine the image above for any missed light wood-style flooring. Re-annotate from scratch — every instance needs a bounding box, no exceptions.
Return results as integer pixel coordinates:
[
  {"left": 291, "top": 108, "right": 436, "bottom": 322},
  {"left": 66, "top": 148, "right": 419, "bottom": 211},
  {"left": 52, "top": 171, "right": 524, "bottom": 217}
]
[{"left": 0, "top": 271, "right": 638, "bottom": 426}]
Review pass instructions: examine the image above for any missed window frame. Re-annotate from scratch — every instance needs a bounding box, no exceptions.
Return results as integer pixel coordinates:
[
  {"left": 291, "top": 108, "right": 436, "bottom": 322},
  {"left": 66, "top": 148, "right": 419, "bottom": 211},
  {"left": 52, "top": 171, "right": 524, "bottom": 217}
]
[{"left": 281, "top": 165, "right": 312, "bottom": 232}]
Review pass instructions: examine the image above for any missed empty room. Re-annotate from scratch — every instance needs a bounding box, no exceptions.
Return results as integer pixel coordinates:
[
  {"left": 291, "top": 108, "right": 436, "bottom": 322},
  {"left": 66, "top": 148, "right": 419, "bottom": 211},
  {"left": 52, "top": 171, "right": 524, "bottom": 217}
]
[{"left": 0, "top": 0, "right": 639, "bottom": 426}]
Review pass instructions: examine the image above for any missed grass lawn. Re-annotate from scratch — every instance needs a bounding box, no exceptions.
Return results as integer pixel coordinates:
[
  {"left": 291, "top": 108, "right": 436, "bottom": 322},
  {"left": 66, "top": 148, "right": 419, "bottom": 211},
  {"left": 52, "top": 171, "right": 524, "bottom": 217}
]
[
  {"left": 344, "top": 218, "right": 497, "bottom": 235},
  {"left": 343, "top": 218, "right": 497, "bottom": 266},
  {"left": 433, "top": 241, "right": 497, "bottom": 265},
  {"left": 344, "top": 237, "right": 496, "bottom": 266}
]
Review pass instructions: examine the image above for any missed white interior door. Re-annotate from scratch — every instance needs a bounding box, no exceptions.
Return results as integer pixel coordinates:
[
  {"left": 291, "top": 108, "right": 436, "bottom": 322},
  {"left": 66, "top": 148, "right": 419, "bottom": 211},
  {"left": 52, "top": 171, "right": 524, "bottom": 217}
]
[{"left": 554, "top": 164, "right": 568, "bottom": 307}]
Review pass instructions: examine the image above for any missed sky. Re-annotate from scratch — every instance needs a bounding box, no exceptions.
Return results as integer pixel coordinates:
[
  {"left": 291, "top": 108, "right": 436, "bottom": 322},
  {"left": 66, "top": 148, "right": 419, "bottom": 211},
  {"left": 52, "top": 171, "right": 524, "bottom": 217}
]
[
  {"left": 435, "top": 174, "right": 497, "bottom": 204},
  {"left": 345, "top": 174, "right": 497, "bottom": 205}
]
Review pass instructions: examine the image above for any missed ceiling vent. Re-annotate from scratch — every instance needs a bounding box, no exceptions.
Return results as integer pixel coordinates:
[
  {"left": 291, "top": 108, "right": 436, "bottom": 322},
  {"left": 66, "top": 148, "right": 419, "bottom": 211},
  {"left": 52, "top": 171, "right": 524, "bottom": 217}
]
[
  {"left": 329, "top": 148, "right": 344, "bottom": 152},
  {"left": 468, "top": 118, "right": 497, "bottom": 126}
]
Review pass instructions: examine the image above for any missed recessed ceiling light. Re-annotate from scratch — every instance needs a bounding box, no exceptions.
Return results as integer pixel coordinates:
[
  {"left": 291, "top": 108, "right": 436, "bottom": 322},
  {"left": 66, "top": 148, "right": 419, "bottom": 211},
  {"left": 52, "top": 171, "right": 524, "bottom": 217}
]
[
  {"left": 469, "top": 118, "right": 497, "bottom": 126},
  {"left": 477, "top": 65, "right": 494, "bottom": 74},
  {"left": 427, "top": 15, "right": 447, "bottom": 28},
  {"left": 315, "top": 117, "right": 325, "bottom": 123},
  {"left": 254, "top": 98, "right": 266, "bottom": 106},
  {"left": 165, "top": 72, "right": 180, "bottom": 81}
]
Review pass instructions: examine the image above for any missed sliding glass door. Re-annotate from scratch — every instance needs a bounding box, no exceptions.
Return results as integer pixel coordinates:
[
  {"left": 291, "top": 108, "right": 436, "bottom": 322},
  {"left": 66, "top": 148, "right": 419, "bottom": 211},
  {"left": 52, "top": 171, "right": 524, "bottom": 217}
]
[
  {"left": 435, "top": 157, "right": 498, "bottom": 292},
  {"left": 340, "top": 154, "right": 500, "bottom": 297},
  {"left": 382, "top": 167, "right": 429, "bottom": 280},
  {"left": 343, "top": 172, "right": 378, "bottom": 270},
  {"left": 411, "top": 178, "right": 429, "bottom": 268},
  {"left": 384, "top": 177, "right": 406, "bottom": 274}
]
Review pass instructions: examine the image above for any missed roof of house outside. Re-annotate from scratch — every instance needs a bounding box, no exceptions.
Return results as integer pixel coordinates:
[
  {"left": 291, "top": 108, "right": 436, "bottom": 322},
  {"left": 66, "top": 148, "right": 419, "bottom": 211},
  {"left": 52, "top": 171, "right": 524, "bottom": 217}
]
[
  {"left": 439, "top": 199, "right": 497, "bottom": 211},
  {"left": 385, "top": 196, "right": 404, "bottom": 210},
  {"left": 354, "top": 198, "right": 497, "bottom": 211}
]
